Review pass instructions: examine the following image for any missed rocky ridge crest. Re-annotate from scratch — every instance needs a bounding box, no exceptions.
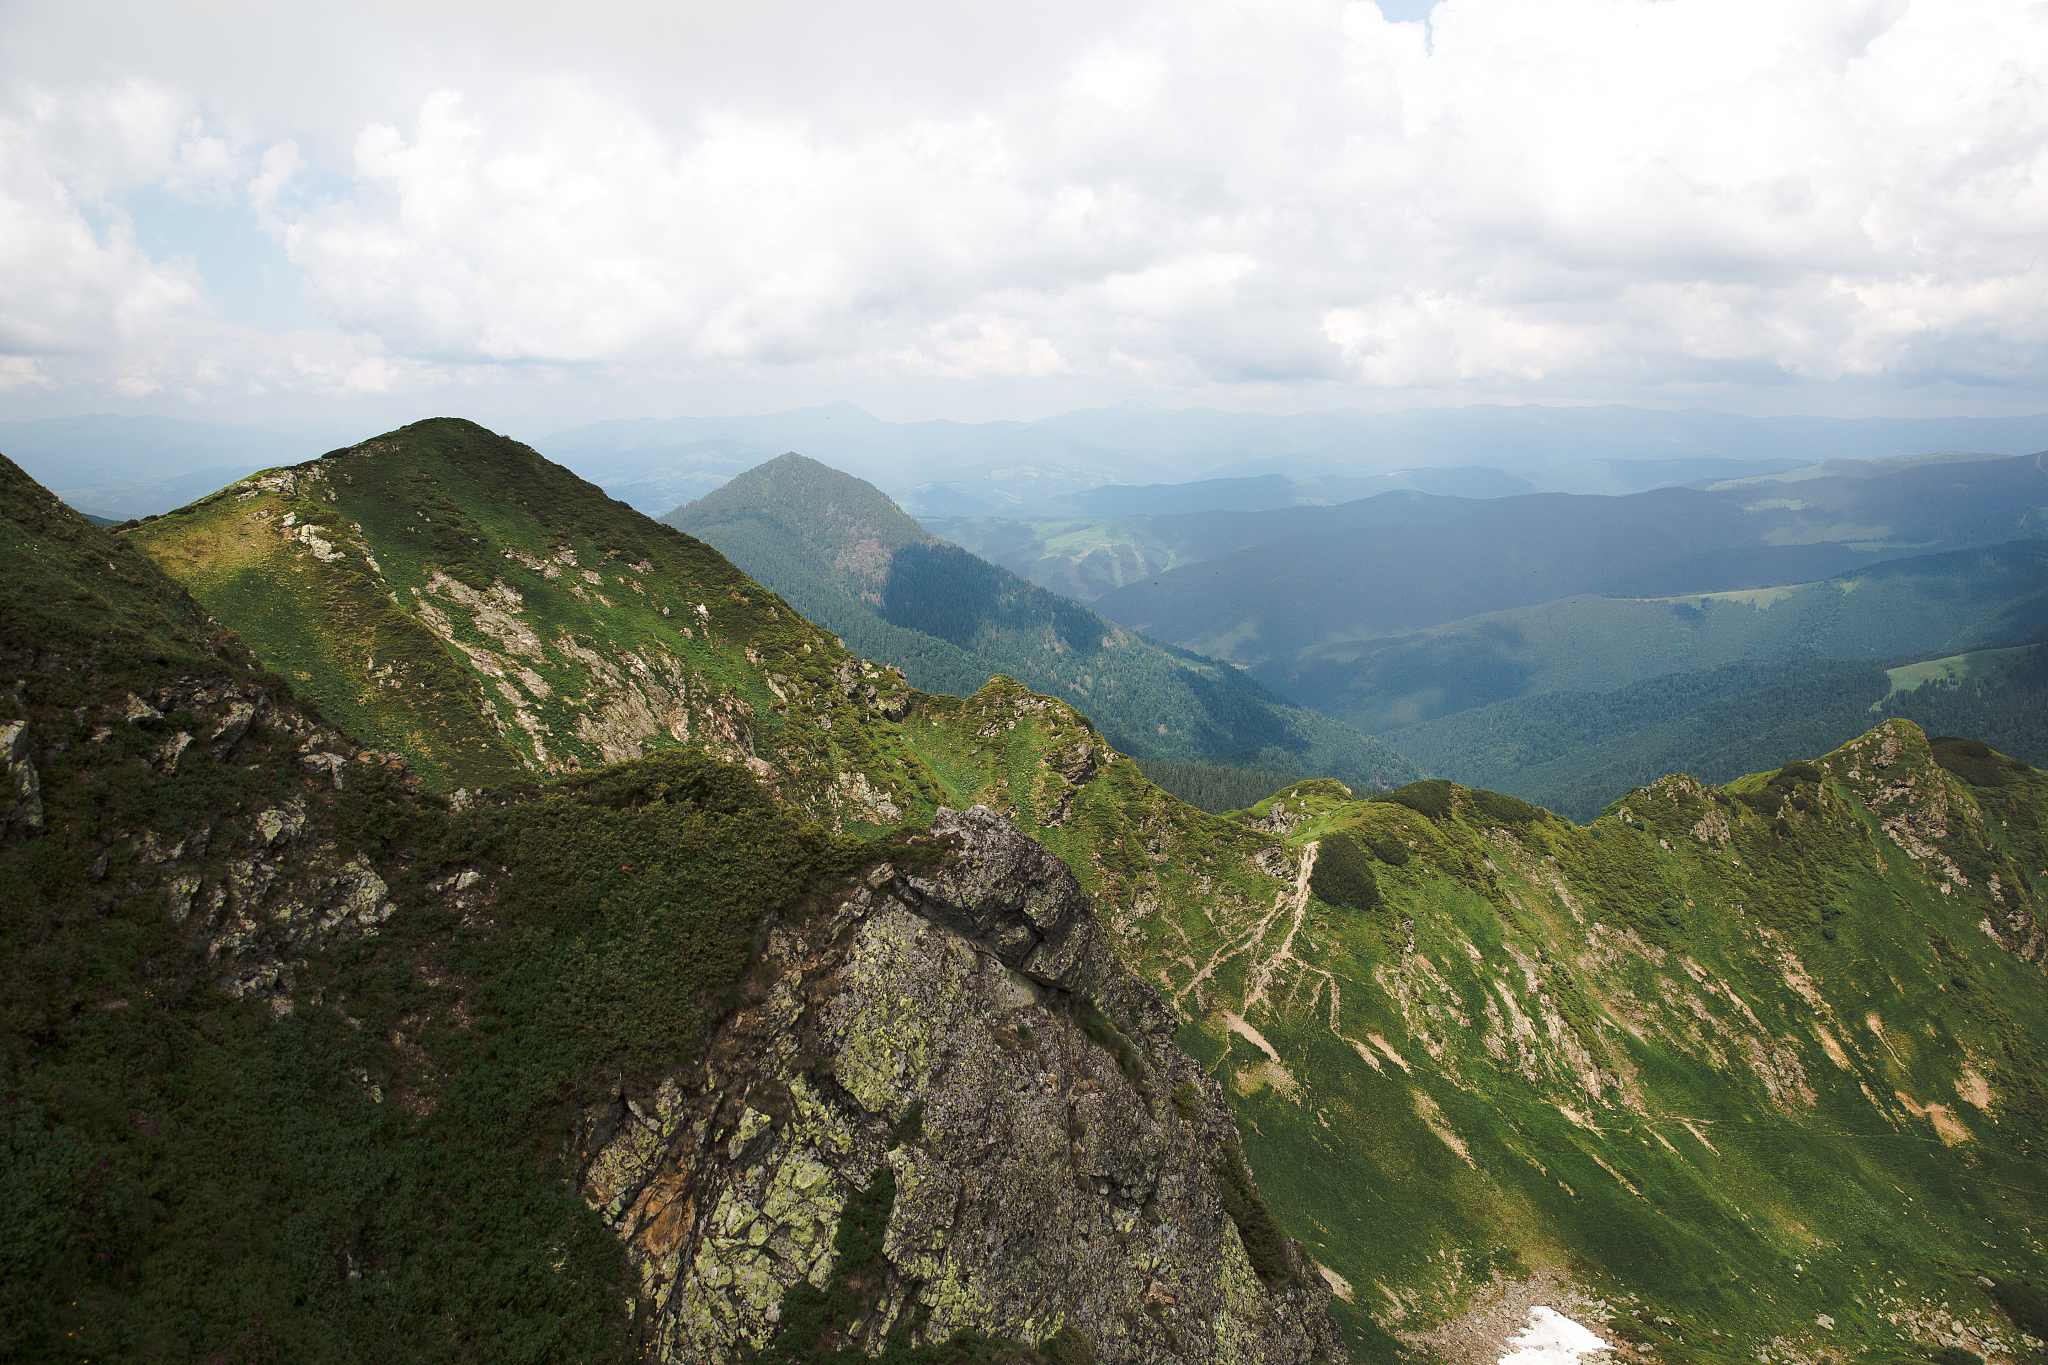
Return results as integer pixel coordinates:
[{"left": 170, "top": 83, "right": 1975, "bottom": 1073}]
[{"left": 579, "top": 805, "right": 1342, "bottom": 1364}]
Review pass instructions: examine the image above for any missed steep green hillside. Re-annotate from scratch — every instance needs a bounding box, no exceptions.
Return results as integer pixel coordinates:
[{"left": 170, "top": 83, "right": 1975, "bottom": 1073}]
[
  {"left": 121, "top": 420, "right": 1015, "bottom": 833},
  {"left": 1094, "top": 723, "right": 2048, "bottom": 1363},
  {"left": 1255, "top": 540, "right": 2048, "bottom": 732},
  {"left": 663, "top": 453, "right": 1420, "bottom": 790},
  {"left": 1384, "top": 644, "right": 2048, "bottom": 822},
  {"left": 0, "top": 451, "right": 841, "bottom": 1360}
]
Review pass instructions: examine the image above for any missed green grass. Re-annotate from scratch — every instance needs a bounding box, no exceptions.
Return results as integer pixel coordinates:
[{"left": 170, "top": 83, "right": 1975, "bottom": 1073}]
[{"left": 1144, "top": 721, "right": 2048, "bottom": 1360}]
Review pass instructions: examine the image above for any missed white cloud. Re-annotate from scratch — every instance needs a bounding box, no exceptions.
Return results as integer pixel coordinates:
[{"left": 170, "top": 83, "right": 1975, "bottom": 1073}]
[
  {"left": 0, "top": 82, "right": 213, "bottom": 354},
  {"left": 2, "top": 0, "right": 2046, "bottom": 413}
]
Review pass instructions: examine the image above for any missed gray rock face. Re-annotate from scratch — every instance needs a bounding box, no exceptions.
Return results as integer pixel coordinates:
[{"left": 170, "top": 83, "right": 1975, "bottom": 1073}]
[
  {"left": 75, "top": 676, "right": 408, "bottom": 1000},
  {"left": 580, "top": 805, "right": 1343, "bottom": 1365},
  {"left": 1, "top": 718, "right": 42, "bottom": 836}
]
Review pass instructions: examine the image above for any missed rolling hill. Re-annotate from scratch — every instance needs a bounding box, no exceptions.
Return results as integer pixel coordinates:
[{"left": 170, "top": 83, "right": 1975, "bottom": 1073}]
[
  {"left": 1089, "top": 451, "right": 2048, "bottom": 664},
  {"left": 661, "top": 452, "right": 1422, "bottom": 790},
  {"left": 1379, "top": 641, "right": 2048, "bottom": 822},
  {"left": 1251, "top": 539, "right": 2048, "bottom": 733}
]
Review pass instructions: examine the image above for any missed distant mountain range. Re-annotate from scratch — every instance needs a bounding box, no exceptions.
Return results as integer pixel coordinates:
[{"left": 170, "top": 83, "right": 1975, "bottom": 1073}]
[
  {"left": 660, "top": 453, "right": 1421, "bottom": 790},
  {"left": 547, "top": 400, "right": 2048, "bottom": 515},
  {"left": 1082, "top": 451, "right": 2048, "bottom": 663},
  {"left": 0, "top": 413, "right": 370, "bottom": 520},
  {"left": 23, "top": 403, "right": 2048, "bottom": 522}
]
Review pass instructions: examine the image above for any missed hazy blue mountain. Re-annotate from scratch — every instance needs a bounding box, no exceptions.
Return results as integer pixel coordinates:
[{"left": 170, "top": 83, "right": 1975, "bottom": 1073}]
[
  {"left": 1173, "top": 404, "right": 2048, "bottom": 477},
  {"left": 927, "top": 489, "right": 1482, "bottom": 603},
  {"left": 0, "top": 413, "right": 369, "bottom": 518},
  {"left": 545, "top": 402, "right": 1175, "bottom": 516},
  {"left": 550, "top": 437, "right": 778, "bottom": 513},
  {"left": 1001, "top": 468, "right": 1532, "bottom": 519},
  {"left": 1092, "top": 452, "right": 2048, "bottom": 663},
  {"left": 543, "top": 400, "right": 2048, "bottom": 520},
  {"left": 661, "top": 453, "right": 1423, "bottom": 789},
  {"left": 1252, "top": 539, "right": 2048, "bottom": 733}
]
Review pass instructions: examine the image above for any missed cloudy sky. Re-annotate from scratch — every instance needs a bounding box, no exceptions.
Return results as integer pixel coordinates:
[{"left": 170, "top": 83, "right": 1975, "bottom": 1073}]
[{"left": 2, "top": 0, "right": 2044, "bottom": 430}]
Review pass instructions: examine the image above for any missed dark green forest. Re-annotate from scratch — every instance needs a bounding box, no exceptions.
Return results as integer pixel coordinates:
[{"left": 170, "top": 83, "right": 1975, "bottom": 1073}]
[
  {"left": 1386, "top": 644, "right": 2048, "bottom": 822},
  {"left": 1133, "top": 761, "right": 1307, "bottom": 814}
]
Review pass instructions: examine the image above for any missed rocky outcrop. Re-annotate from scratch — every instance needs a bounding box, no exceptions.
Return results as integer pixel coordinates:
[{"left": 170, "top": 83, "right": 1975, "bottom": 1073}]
[
  {"left": 2, "top": 716, "right": 43, "bottom": 836},
  {"left": 579, "top": 805, "right": 1343, "bottom": 1365},
  {"left": 64, "top": 673, "right": 407, "bottom": 1001}
]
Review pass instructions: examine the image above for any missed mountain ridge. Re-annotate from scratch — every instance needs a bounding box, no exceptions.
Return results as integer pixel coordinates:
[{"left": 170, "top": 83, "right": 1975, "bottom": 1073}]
[
  {"left": 1092, "top": 453, "right": 2048, "bottom": 665},
  {"left": 662, "top": 452, "right": 1423, "bottom": 790},
  {"left": 12, "top": 420, "right": 2048, "bottom": 1365}
]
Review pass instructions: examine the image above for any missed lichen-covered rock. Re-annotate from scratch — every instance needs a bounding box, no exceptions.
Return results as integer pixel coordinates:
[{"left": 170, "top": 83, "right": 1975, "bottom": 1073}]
[{"left": 580, "top": 805, "right": 1343, "bottom": 1365}]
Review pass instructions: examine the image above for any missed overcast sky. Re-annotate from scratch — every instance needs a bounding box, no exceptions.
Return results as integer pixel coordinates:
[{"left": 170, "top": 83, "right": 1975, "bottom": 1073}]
[{"left": 2, "top": 0, "right": 2044, "bottom": 431}]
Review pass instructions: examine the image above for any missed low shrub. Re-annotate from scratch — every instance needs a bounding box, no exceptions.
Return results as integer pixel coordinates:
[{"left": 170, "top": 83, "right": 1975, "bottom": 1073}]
[
  {"left": 1989, "top": 1278, "right": 2048, "bottom": 1338},
  {"left": 1373, "top": 778, "right": 1453, "bottom": 821},
  {"left": 1932, "top": 736, "right": 2020, "bottom": 787},
  {"left": 1040, "top": 1324, "right": 1096, "bottom": 1365},
  {"left": 1469, "top": 789, "right": 1544, "bottom": 824},
  {"left": 1310, "top": 831, "right": 1380, "bottom": 913},
  {"left": 1215, "top": 1143, "right": 1293, "bottom": 1285},
  {"left": 1364, "top": 831, "right": 1410, "bottom": 866}
]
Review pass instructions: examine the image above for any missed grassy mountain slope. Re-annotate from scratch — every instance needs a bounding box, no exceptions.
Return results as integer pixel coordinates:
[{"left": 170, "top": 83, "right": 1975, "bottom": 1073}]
[
  {"left": 120, "top": 420, "right": 1005, "bottom": 833},
  {"left": 3, "top": 449, "right": 1319, "bottom": 1364},
  {"left": 1091, "top": 453, "right": 2048, "bottom": 664},
  {"left": 0, "top": 450, "right": 799, "bottom": 1360},
  {"left": 1253, "top": 539, "right": 2048, "bottom": 733},
  {"left": 900, "top": 678, "right": 2048, "bottom": 1361},
  {"left": 1089, "top": 724, "right": 2048, "bottom": 1363},
  {"left": 1382, "top": 643, "right": 2048, "bottom": 822},
  {"left": 663, "top": 453, "right": 1421, "bottom": 790},
  {"left": 35, "top": 425, "right": 2048, "bottom": 1365}
]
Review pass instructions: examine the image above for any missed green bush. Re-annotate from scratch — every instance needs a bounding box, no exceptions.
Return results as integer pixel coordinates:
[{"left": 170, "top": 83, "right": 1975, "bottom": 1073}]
[
  {"left": 1989, "top": 1278, "right": 2048, "bottom": 1337},
  {"left": 1374, "top": 778, "right": 1453, "bottom": 820},
  {"left": 1073, "top": 1001, "right": 1148, "bottom": 1090},
  {"left": 1040, "top": 1324, "right": 1096, "bottom": 1365},
  {"left": 1734, "top": 789, "right": 1786, "bottom": 817},
  {"left": 1364, "top": 830, "right": 1410, "bottom": 866},
  {"left": 1932, "top": 736, "right": 2020, "bottom": 787},
  {"left": 1469, "top": 788, "right": 1544, "bottom": 824},
  {"left": 1310, "top": 832, "right": 1380, "bottom": 913},
  {"left": 1215, "top": 1144, "right": 1293, "bottom": 1285}
]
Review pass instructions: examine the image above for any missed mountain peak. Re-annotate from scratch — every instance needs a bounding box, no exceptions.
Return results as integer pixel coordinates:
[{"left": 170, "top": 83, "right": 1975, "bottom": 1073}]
[{"left": 666, "top": 450, "right": 934, "bottom": 558}]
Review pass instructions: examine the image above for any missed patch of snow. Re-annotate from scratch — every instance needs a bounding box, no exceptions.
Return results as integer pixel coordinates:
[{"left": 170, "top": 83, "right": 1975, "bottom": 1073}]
[{"left": 1499, "top": 1307, "right": 1611, "bottom": 1365}]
